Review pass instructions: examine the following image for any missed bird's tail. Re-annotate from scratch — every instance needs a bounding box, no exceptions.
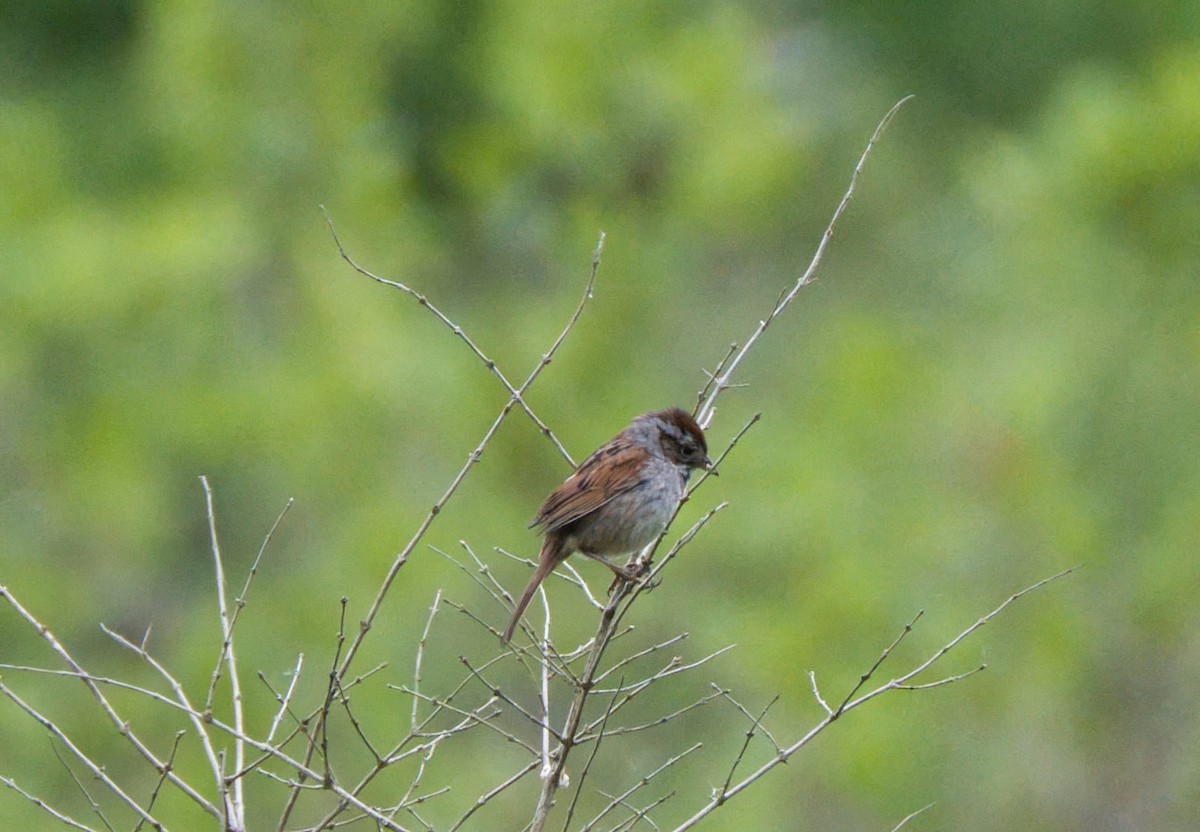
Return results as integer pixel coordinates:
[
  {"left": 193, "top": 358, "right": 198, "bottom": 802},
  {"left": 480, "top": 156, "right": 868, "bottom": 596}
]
[{"left": 501, "top": 538, "right": 565, "bottom": 643}]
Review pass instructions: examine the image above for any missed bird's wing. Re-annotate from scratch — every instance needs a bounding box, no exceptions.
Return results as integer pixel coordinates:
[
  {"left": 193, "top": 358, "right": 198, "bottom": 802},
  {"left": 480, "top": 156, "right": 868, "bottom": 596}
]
[{"left": 531, "top": 439, "right": 646, "bottom": 534}]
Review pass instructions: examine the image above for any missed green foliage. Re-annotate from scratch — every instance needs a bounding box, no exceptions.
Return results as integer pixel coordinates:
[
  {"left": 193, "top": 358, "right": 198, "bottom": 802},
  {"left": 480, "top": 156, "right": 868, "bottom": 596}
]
[{"left": 1, "top": 2, "right": 1197, "bottom": 829}]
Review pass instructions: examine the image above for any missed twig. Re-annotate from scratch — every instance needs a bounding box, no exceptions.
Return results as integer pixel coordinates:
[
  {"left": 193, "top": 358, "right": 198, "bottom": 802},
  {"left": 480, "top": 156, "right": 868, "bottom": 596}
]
[
  {"left": 809, "top": 671, "right": 832, "bottom": 717},
  {"left": 833, "top": 610, "right": 924, "bottom": 717},
  {"left": 459, "top": 657, "right": 559, "bottom": 739},
  {"left": 717, "top": 688, "right": 782, "bottom": 753},
  {"left": 221, "top": 496, "right": 293, "bottom": 699},
  {"left": 0, "top": 775, "right": 96, "bottom": 832},
  {"left": 322, "top": 205, "right": 577, "bottom": 467},
  {"left": 606, "top": 791, "right": 673, "bottom": 832},
  {"left": 412, "top": 589, "right": 443, "bottom": 731},
  {"left": 894, "top": 665, "right": 986, "bottom": 690},
  {"left": 0, "top": 682, "right": 165, "bottom": 830},
  {"left": 50, "top": 738, "right": 113, "bottom": 832},
  {"left": 199, "top": 476, "right": 246, "bottom": 830},
  {"left": 102, "top": 624, "right": 226, "bottom": 798},
  {"left": 670, "top": 567, "right": 1075, "bottom": 830},
  {"left": 694, "top": 343, "right": 739, "bottom": 409},
  {"left": 562, "top": 678, "right": 623, "bottom": 831},
  {"left": 591, "top": 645, "right": 735, "bottom": 698},
  {"left": 135, "top": 731, "right": 186, "bottom": 832},
  {"left": 391, "top": 688, "right": 523, "bottom": 751},
  {"left": 581, "top": 688, "right": 725, "bottom": 741},
  {"left": 0, "top": 585, "right": 219, "bottom": 818},
  {"left": 718, "top": 694, "right": 780, "bottom": 799},
  {"left": 694, "top": 95, "right": 914, "bottom": 430},
  {"left": 594, "top": 633, "right": 690, "bottom": 684},
  {"left": 334, "top": 232, "right": 606, "bottom": 681},
  {"left": 581, "top": 743, "right": 702, "bottom": 832},
  {"left": 447, "top": 761, "right": 541, "bottom": 832},
  {"left": 264, "top": 654, "right": 305, "bottom": 745},
  {"left": 890, "top": 802, "right": 935, "bottom": 831}
]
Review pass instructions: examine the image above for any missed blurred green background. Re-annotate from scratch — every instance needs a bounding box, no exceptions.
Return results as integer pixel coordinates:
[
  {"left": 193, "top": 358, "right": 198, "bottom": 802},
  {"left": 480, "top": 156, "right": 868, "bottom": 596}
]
[{"left": 2, "top": 1, "right": 1198, "bottom": 830}]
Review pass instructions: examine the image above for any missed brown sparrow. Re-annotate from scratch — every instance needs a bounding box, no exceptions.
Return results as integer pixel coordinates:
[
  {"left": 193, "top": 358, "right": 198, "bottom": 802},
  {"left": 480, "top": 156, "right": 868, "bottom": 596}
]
[{"left": 502, "top": 407, "right": 713, "bottom": 643}]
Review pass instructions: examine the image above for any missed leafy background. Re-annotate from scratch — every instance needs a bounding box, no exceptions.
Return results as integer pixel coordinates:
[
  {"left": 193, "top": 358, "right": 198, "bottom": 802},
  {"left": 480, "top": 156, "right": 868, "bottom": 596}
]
[{"left": 2, "top": 1, "right": 1198, "bottom": 830}]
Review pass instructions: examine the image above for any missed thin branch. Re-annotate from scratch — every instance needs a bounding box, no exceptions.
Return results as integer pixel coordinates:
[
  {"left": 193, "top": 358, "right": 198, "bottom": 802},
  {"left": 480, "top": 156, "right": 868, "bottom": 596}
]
[
  {"left": 670, "top": 567, "right": 1075, "bottom": 830},
  {"left": 594, "top": 633, "right": 690, "bottom": 685},
  {"left": 718, "top": 694, "right": 780, "bottom": 799},
  {"left": 562, "top": 678, "right": 622, "bottom": 831},
  {"left": 199, "top": 476, "right": 246, "bottom": 830},
  {"left": 581, "top": 688, "right": 725, "bottom": 741},
  {"left": 894, "top": 665, "right": 986, "bottom": 690},
  {"left": 447, "top": 760, "right": 540, "bottom": 832},
  {"left": 134, "top": 731, "right": 186, "bottom": 832},
  {"left": 264, "top": 654, "right": 305, "bottom": 745},
  {"left": 412, "top": 589, "right": 443, "bottom": 731},
  {"left": 694, "top": 343, "right": 739, "bottom": 409},
  {"left": 809, "top": 671, "right": 832, "bottom": 717},
  {"left": 592, "top": 645, "right": 736, "bottom": 697},
  {"left": 0, "top": 585, "right": 220, "bottom": 819},
  {"left": 717, "top": 688, "right": 782, "bottom": 753},
  {"left": 845, "top": 567, "right": 1078, "bottom": 711},
  {"left": 0, "top": 682, "right": 165, "bottom": 830},
  {"left": 581, "top": 743, "right": 702, "bottom": 832},
  {"left": 50, "top": 738, "right": 113, "bottom": 832},
  {"left": 391, "top": 688, "right": 525, "bottom": 751},
  {"left": 0, "top": 775, "right": 97, "bottom": 832},
  {"left": 606, "top": 790, "right": 673, "bottom": 832},
  {"left": 833, "top": 610, "right": 924, "bottom": 717},
  {"left": 890, "top": 802, "right": 935, "bottom": 831},
  {"left": 102, "top": 625, "right": 225, "bottom": 803},
  {"left": 322, "top": 205, "right": 576, "bottom": 467},
  {"left": 694, "top": 95, "right": 914, "bottom": 430},
  {"left": 334, "top": 232, "right": 605, "bottom": 681},
  {"left": 459, "top": 657, "right": 559, "bottom": 739}
]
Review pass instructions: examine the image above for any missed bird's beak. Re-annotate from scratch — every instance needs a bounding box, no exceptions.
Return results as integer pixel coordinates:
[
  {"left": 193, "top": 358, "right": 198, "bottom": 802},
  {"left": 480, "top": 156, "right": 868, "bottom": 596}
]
[{"left": 703, "top": 456, "right": 717, "bottom": 475}]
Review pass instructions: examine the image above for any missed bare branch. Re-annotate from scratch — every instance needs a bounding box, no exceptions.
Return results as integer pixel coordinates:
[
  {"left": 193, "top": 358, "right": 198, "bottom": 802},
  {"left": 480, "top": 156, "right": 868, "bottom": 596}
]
[
  {"left": 562, "top": 678, "right": 622, "bottom": 831},
  {"left": 809, "top": 671, "right": 833, "bottom": 717},
  {"left": 135, "top": 731, "right": 186, "bottom": 832},
  {"left": 335, "top": 231, "right": 605, "bottom": 681},
  {"left": 581, "top": 743, "right": 702, "bottom": 832},
  {"left": 671, "top": 567, "right": 1075, "bottom": 830},
  {"left": 49, "top": 738, "right": 113, "bottom": 832},
  {"left": 894, "top": 665, "right": 987, "bottom": 690},
  {"left": 717, "top": 688, "right": 782, "bottom": 753},
  {"left": 263, "top": 654, "right": 305, "bottom": 745},
  {"left": 890, "top": 802, "right": 935, "bottom": 831},
  {"left": 412, "top": 589, "right": 443, "bottom": 731},
  {"left": 0, "top": 682, "right": 166, "bottom": 830},
  {"left": 322, "top": 205, "right": 577, "bottom": 467},
  {"left": 0, "top": 774, "right": 97, "bottom": 832},
  {"left": 834, "top": 610, "right": 924, "bottom": 717},
  {"left": 198, "top": 476, "right": 246, "bottom": 829},
  {"left": 0, "top": 585, "right": 220, "bottom": 819},
  {"left": 459, "top": 657, "right": 559, "bottom": 739},
  {"left": 718, "top": 694, "right": 781, "bottom": 799},
  {"left": 581, "top": 687, "right": 725, "bottom": 741},
  {"left": 695, "top": 95, "right": 914, "bottom": 429},
  {"left": 594, "top": 633, "right": 690, "bottom": 684},
  {"left": 447, "top": 761, "right": 540, "bottom": 832}
]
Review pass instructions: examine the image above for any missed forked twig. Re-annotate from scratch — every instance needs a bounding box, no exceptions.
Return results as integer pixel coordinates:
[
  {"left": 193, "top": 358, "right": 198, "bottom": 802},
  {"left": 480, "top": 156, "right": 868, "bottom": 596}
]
[
  {"left": 671, "top": 567, "right": 1075, "bottom": 829},
  {"left": 0, "top": 586, "right": 219, "bottom": 819},
  {"left": 322, "top": 205, "right": 576, "bottom": 467},
  {"left": 333, "top": 232, "right": 606, "bottom": 680}
]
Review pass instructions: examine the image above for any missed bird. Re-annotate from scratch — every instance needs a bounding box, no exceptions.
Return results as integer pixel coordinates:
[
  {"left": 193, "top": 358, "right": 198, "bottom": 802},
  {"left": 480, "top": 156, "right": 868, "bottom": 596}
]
[{"left": 502, "top": 407, "right": 712, "bottom": 643}]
